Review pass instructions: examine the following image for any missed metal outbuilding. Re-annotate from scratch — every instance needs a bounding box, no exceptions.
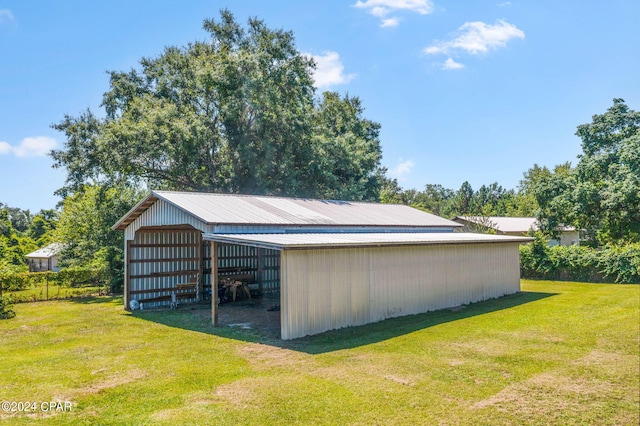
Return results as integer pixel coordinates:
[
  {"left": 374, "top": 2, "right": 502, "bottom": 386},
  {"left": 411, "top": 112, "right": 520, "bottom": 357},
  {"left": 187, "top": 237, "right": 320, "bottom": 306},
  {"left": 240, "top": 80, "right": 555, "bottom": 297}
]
[{"left": 113, "top": 191, "right": 532, "bottom": 339}]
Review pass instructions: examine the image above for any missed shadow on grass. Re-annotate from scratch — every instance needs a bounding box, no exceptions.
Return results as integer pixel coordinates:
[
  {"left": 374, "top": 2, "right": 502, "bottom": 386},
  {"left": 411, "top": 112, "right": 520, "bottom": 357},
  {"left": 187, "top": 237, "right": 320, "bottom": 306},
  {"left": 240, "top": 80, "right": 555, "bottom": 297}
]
[
  {"left": 69, "top": 295, "right": 122, "bottom": 304},
  {"left": 132, "top": 291, "right": 557, "bottom": 354}
]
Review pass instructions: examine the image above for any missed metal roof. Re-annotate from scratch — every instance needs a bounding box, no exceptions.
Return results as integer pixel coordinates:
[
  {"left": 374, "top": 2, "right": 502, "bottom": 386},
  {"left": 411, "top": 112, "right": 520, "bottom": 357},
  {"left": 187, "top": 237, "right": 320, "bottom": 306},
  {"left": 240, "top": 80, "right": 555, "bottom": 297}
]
[
  {"left": 25, "top": 243, "right": 63, "bottom": 258},
  {"left": 113, "top": 190, "right": 463, "bottom": 230},
  {"left": 454, "top": 216, "right": 576, "bottom": 233},
  {"left": 202, "top": 232, "right": 533, "bottom": 250}
]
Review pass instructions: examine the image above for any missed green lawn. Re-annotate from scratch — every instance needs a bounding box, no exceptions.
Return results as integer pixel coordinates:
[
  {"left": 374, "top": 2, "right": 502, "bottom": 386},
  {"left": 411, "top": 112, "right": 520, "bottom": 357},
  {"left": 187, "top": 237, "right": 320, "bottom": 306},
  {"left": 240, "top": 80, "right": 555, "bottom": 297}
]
[{"left": 0, "top": 280, "right": 638, "bottom": 425}]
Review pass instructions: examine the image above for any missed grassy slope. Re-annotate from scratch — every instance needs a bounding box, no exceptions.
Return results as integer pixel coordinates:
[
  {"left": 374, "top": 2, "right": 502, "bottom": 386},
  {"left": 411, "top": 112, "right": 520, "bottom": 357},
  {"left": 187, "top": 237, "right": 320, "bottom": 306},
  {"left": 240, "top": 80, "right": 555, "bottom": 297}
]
[{"left": 0, "top": 280, "right": 638, "bottom": 425}]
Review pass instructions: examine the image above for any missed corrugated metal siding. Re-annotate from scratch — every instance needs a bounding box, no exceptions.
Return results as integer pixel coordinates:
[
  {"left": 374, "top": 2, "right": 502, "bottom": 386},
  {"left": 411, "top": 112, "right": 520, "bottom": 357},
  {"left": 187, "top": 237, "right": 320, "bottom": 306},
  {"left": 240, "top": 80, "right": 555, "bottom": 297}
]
[
  {"left": 280, "top": 243, "right": 520, "bottom": 340},
  {"left": 202, "top": 242, "right": 280, "bottom": 296},
  {"left": 128, "top": 229, "right": 202, "bottom": 308}
]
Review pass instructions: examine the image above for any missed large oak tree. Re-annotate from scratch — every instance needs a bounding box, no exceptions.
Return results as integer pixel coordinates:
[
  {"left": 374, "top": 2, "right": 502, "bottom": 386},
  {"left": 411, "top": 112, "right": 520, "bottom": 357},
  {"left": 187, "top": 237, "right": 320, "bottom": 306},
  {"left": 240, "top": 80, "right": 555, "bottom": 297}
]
[{"left": 51, "top": 10, "right": 383, "bottom": 201}]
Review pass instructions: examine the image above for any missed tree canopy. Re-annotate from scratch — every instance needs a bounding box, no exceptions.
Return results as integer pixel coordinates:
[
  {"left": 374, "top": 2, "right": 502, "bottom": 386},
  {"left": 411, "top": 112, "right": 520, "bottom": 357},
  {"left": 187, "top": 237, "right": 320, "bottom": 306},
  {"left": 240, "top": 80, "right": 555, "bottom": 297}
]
[
  {"left": 54, "top": 184, "right": 143, "bottom": 291},
  {"left": 573, "top": 98, "right": 640, "bottom": 242},
  {"left": 0, "top": 203, "right": 57, "bottom": 273},
  {"left": 51, "top": 10, "right": 383, "bottom": 201},
  {"left": 380, "top": 177, "right": 529, "bottom": 221},
  {"left": 525, "top": 99, "right": 640, "bottom": 244}
]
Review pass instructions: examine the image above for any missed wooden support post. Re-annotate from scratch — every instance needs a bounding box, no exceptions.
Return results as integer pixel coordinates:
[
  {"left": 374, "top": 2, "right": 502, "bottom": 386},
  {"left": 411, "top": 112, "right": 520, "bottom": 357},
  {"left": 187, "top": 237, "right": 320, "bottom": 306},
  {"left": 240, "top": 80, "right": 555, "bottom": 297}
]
[
  {"left": 125, "top": 240, "right": 131, "bottom": 311},
  {"left": 197, "top": 231, "right": 203, "bottom": 300},
  {"left": 211, "top": 241, "right": 218, "bottom": 326},
  {"left": 257, "top": 248, "right": 264, "bottom": 296}
]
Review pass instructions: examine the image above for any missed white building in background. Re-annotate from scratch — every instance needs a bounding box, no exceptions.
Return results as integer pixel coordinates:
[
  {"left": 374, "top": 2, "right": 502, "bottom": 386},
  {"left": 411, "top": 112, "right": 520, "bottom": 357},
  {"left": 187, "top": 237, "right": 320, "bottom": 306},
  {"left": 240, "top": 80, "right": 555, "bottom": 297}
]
[{"left": 25, "top": 243, "right": 64, "bottom": 272}]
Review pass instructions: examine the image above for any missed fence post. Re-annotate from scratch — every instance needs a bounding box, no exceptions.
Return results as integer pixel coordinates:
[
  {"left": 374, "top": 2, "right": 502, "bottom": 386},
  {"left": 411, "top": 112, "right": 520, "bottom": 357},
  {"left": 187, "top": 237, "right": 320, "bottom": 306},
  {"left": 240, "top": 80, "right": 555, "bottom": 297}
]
[{"left": 46, "top": 276, "right": 49, "bottom": 301}]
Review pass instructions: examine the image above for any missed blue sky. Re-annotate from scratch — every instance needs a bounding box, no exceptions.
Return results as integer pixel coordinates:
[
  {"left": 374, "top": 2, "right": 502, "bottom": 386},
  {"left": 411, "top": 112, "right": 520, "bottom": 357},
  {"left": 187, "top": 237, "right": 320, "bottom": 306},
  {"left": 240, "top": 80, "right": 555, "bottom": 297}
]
[{"left": 1, "top": 1, "right": 638, "bottom": 212}]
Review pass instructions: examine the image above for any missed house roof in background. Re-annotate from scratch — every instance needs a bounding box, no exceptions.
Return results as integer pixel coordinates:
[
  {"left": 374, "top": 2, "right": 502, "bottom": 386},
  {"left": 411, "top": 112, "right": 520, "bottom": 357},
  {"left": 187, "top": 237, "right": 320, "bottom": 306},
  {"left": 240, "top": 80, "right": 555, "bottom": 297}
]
[
  {"left": 454, "top": 216, "right": 576, "bottom": 233},
  {"left": 113, "top": 191, "right": 463, "bottom": 231},
  {"left": 203, "top": 232, "right": 533, "bottom": 250},
  {"left": 25, "top": 243, "right": 63, "bottom": 258}
]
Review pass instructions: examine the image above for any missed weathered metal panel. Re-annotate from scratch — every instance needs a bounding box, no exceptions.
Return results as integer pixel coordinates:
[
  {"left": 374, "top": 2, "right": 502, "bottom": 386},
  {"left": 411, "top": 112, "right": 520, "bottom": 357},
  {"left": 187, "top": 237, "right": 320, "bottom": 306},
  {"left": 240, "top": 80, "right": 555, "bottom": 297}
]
[{"left": 280, "top": 243, "right": 521, "bottom": 340}]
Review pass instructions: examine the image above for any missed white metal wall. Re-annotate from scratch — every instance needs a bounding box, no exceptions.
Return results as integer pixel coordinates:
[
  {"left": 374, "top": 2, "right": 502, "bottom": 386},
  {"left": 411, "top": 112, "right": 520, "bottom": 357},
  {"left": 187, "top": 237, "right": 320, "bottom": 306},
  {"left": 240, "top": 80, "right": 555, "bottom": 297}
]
[{"left": 280, "top": 242, "right": 521, "bottom": 340}]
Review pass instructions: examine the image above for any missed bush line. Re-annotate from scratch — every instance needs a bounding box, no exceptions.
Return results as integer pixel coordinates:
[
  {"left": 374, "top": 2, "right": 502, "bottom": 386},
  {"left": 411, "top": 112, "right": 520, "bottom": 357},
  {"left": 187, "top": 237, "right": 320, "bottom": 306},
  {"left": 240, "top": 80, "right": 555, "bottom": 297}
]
[
  {"left": 520, "top": 237, "right": 640, "bottom": 283},
  {"left": 0, "top": 267, "right": 108, "bottom": 292}
]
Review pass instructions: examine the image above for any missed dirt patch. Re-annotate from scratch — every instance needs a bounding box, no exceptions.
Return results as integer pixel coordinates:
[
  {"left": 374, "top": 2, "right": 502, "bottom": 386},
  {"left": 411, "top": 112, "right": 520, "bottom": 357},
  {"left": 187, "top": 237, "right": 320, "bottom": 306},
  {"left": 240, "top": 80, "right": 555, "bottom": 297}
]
[
  {"left": 471, "top": 348, "right": 638, "bottom": 422},
  {"left": 191, "top": 294, "right": 282, "bottom": 339},
  {"left": 383, "top": 374, "right": 415, "bottom": 386},
  {"left": 211, "top": 378, "right": 261, "bottom": 409},
  {"left": 236, "top": 343, "right": 309, "bottom": 371},
  {"left": 48, "top": 368, "right": 149, "bottom": 403},
  {"left": 474, "top": 372, "right": 613, "bottom": 408},
  {"left": 82, "top": 369, "right": 148, "bottom": 395},
  {"left": 576, "top": 350, "right": 634, "bottom": 368}
]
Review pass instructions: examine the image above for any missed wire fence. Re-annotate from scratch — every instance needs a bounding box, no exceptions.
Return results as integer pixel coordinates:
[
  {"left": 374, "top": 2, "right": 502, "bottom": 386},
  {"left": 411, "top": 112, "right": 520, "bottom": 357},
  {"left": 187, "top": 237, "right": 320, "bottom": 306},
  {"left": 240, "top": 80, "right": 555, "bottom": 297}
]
[{"left": 0, "top": 269, "right": 109, "bottom": 303}]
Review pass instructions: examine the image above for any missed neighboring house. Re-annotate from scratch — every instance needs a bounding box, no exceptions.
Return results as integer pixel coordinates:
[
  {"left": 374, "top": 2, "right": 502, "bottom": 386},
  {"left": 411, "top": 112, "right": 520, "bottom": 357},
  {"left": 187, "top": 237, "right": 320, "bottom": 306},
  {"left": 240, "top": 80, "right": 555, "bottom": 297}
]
[
  {"left": 452, "top": 216, "right": 579, "bottom": 246},
  {"left": 113, "top": 191, "right": 532, "bottom": 340},
  {"left": 25, "top": 243, "right": 64, "bottom": 272}
]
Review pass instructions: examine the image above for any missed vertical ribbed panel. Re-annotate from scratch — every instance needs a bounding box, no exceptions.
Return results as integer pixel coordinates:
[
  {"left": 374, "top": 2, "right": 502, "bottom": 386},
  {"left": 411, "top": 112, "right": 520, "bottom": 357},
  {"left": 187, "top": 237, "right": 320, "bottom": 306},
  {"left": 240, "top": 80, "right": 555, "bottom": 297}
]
[
  {"left": 281, "top": 243, "right": 520, "bottom": 340},
  {"left": 213, "top": 244, "right": 280, "bottom": 293},
  {"left": 128, "top": 229, "right": 202, "bottom": 308},
  {"left": 125, "top": 200, "right": 214, "bottom": 240}
]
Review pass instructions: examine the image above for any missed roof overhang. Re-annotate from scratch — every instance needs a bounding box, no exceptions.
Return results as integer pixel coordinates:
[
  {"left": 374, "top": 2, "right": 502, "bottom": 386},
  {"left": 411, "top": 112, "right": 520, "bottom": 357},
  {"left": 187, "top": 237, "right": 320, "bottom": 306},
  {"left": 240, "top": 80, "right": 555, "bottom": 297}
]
[
  {"left": 202, "top": 232, "right": 534, "bottom": 251},
  {"left": 112, "top": 193, "right": 159, "bottom": 231}
]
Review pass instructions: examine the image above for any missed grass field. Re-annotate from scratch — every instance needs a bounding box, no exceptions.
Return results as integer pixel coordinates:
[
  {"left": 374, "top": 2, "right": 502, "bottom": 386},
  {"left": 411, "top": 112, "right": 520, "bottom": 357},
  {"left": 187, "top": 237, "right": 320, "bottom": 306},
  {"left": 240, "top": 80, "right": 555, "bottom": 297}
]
[{"left": 0, "top": 280, "right": 638, "bottom": 425}]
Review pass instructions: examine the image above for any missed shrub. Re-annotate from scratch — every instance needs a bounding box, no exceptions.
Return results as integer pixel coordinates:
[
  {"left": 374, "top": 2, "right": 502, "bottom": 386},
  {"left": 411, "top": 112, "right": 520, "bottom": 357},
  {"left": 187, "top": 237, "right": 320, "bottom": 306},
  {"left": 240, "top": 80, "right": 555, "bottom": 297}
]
[
  {"left": 0, "top": 294, "right": 16, "bottom": 319},
  {"left": 597, "top": 244, "right": 640, "bottom": 284},
  {"left": 520, "top": 239, "right": 640, "bottom": 283},
  {"left": 0, "top": 267, "right": 110, "bottom": 293}
]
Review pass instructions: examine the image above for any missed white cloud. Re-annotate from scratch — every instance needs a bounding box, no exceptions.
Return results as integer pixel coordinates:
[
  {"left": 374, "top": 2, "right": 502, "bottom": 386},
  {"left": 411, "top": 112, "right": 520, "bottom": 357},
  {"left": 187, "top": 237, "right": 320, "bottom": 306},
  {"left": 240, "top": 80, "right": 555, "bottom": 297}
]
[
  {"left": 0, "top": 9, "right": 14, "bottom": 24},
  {"left": 389, "top": 158, "right": 415, "bottom": 180},
  {"left": 0, "top": 141, "right": 12, "bottom": 155},
  {"left": 354, "top": 0, "right": 433, "bottom": 27},
  {"left": 424, "top": 20, "right": 524, "bottom": 56},
  {"left": 381, "top": 17, "right": 400, "bottom": 28},
  {"left": 0, "top": 137, "right": 57, "bottom": 157},
  {"left": 307, "top": 52, "right": 356, "bottom": 89},
  {"left": 442, "top": 58, "right": 464, "bottom": 70}
]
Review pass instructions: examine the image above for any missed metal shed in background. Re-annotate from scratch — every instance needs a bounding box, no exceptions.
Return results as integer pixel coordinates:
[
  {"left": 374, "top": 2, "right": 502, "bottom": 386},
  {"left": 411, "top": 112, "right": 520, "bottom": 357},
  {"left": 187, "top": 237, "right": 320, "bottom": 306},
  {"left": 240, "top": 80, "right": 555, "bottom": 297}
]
[{"left": 113, "top": 191, "right": 531, "bottom": 339}]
